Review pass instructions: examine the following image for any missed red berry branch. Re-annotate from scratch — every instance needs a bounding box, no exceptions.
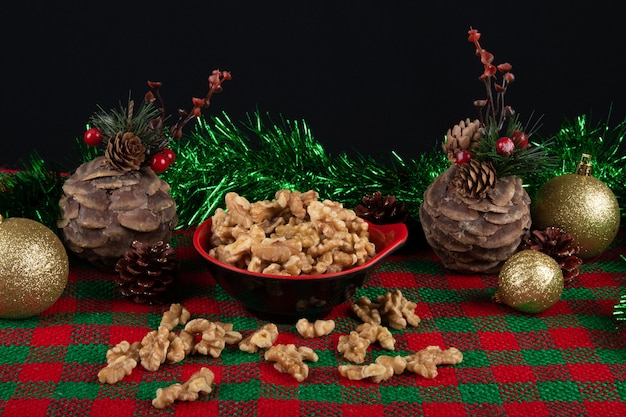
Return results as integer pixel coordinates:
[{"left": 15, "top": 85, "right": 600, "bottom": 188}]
[
  {"left": 146, "top": 69, "right": 232, "bottom": 140},
  {"left": 468, "top": 27, "right": 515, "bottom": 132},
  {"left": 84, "top": 70, "right": 231, "bottom": 174}
]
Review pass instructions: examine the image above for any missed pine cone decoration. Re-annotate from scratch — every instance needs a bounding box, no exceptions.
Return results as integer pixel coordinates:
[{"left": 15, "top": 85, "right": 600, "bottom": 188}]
[
  {"left": 58, "top": 156, "right": 178, "bottom": 270},
  {"left": 355, "top": 192, "right": 408, "bottom": 224},
  {"left": 114, "top": 240, "right": 178, "bottom": 305},
  {"left": 523, "top": 227, "right": 582, "bottom": 282},
  {"left": 419, "top": 164, "right": 531, "bottom": 274},
  {"left": 443, "top": 118, "right": 482, "bottom": 163},
  {"left": 452, "top": 159, "right": 496, "bottom": 199},
  {"left": 105, "top": 131, "right": 147, "bottom": 172}
]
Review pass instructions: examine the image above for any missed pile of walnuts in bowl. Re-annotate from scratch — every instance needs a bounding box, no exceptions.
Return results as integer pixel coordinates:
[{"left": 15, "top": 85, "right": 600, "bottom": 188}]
[{"left": 209, "top": 189, "right": 376, "bottom": 275}]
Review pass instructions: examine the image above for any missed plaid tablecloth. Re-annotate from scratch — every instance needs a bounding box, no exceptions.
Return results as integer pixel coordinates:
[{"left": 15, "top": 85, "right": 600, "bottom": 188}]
[{"left": 1, "top": 228, "right": 625, "bottom": 417}]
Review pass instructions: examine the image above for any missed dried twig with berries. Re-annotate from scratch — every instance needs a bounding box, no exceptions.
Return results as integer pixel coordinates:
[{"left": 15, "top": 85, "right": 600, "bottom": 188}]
[{"left": 85, "top": 70, "right": 231, "bottom": 174}]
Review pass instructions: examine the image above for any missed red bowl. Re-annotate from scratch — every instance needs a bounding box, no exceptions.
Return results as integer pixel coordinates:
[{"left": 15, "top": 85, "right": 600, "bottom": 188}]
[{"left": 193, "top": 218, "right": 408, "bottom": 322}]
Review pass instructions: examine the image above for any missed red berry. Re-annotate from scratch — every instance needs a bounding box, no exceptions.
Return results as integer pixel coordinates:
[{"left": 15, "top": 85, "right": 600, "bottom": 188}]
[
  {"left": 83, "top": 127, "right": 103, "bottom": 146},
  {"left": 496, "top": 137, "right": 515, "bottom": 156},
  {"left": 455, "top": 150, "right": 473, "bottom": 165},
  {"left": 512, "top": 129, "right": 529, "bottom": 148},
  {"left": 150, "top": 153, "right": 169, "bottom": 173},
  {"left": 162, "top": 148, "right": 176, "bottom": 164}
]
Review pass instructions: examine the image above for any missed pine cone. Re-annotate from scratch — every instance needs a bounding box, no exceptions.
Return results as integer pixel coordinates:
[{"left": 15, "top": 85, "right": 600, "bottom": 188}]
[
  {"left": 452, "top": 159, "right": 496, "bottom": 199},
  {"left": 105, "top": 131, "right": 147, "bottom": 172},
  {"left": 523, "top": 227, "right": 582, "bottom": 282},
  {"left": 442, "top": 118, "right": 482, "bottom": 163},
  {"left": 114, "top": 240, "right": 178, "bottom": 305},
  {"left": 355, "top": 192, "right": 408, "bottom": 224}
]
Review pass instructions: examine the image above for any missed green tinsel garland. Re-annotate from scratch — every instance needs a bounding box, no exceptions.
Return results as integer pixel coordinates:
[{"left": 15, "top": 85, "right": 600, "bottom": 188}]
[
  {"left": 161, "top": 111, "right": 446, "bottom": 228},
  {"left": 0, "top": 152, "right": 65, "bottom": 229},
  {"left": 1, "top": 109, "right": 625, "bottom": 232}
]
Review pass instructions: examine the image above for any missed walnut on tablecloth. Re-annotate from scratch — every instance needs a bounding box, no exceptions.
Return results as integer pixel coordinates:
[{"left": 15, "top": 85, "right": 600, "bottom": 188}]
[
  {"left": 152, "top": 367, "right": 215, "bottom": 409},
  {"left": 264, "top": 343, "right": 319, "bottom": 382},
  {"left": 337, "top": 331, "right": 371, "bottom": 364},
  {"left": 405, "top": 346, "right": 464, "bottom": 379},
  {"left": 295, "top": 318, "right": 335, "bottom": 338},
  {"left": 239, "top": 323, "right": 279, "bottom": 353},
  {"left": 97, "top": 341, "right": 141, "bottom": 384},
  {"left": 351, "top": 289, "right": 420, "bottom": 330}
]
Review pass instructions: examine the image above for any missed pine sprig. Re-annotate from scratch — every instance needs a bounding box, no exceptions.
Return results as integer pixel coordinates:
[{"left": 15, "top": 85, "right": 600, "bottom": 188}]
[
  {"left": 474, "top": 115, "right": 559, "bottom": 179},
  {"left": 89, "top": 97, "right": 167, "bottom": 154}
]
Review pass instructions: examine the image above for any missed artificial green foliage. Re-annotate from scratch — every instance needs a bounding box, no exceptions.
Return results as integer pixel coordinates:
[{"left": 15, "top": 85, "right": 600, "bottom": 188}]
[
  {"left": 162, "top": 111, "right": 445, "bottom": 228},
  {"left": 1, "top": 110, "right": 625, "bottom": 233},
  {"left": 0, "top": 152, "right": 65, "bottom": 231},
  {"left": 529, "top": 111, "right": 626, "bottom": 204}
]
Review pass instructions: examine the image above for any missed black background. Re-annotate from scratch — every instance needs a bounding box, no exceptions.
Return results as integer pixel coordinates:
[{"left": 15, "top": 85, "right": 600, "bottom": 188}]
[{"left": 2, "top": 1, "right": 624, "bottom": 170}]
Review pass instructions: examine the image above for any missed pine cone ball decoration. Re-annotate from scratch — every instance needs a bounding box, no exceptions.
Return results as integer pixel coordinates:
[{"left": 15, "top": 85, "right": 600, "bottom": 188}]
[
  {"left": 355, "top": 192, "right": 408, "bottom": 224},
  {"left": 114, "top": 240, "right": 178, "bottom": 305},
  {"left": 57, "top": 156, "right": 178, "bottom": 270},
  {"left": 419, "top": 164, "right": 531, "bottom": 274},
  {"left": 523, "top": 227, "right": 582, "bottom": 282}
]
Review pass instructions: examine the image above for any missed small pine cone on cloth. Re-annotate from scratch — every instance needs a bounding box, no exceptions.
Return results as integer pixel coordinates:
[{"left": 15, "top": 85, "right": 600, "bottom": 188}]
[
  {"left": 115, "top": 240, "right": 178, "bottom": 305},
  {"left": 355, "top": 192, "right": 408, "bottom": 225},
  {"left": 105, "top": 131, "right": 147, "bottom": 172},
  {"left": 523, "top": 227, "right": 582, "bottom": 282}
]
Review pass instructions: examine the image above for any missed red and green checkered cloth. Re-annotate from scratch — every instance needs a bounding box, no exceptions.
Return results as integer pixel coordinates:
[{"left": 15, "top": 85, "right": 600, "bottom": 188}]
[{"left": 1, "top": 229, "right": 625, "bottom": 417}]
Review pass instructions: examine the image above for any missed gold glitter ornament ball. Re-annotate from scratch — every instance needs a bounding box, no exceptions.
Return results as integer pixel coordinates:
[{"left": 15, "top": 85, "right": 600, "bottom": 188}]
[
  {"left": 531, "top": 171, "right": 620, "bottom": 260},
  {"left": 0, "top": 215, "right": 69, "bottom": 319},
  {"left": 495, "top": 250, "right": 563, "bottom": 314}
]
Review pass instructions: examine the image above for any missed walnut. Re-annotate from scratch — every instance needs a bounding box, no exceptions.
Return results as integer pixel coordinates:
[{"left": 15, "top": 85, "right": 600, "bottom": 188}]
[
  {"left": 405, "top": 346, "right": 463, "bottom": 379},
  {"left": 166, "top": 333, "right": 186, "bottom": 363},
  {"left": 98, "top": 355, "right": 137, "bottom": 384},
  {"left": 295, "top": 318, "right": 335, "bottom": 338},
  {"left": 338, "top": 355, "right": 406, "bottom": 383},
  {"left": 139, "top": 326, "right": 171, "bottom": 371},
  {"left": 352, "top": 290, "right": 421, "bottom": 330},
  {"left": 216, "top": 322, "right": 244, "bottom": 345},
  {"left": 239, "top": 323, "right": 279, "bottom": 353},
  {"left": 179, "top": 319, "right": 241, "bottom": 358},
  {"left": 105, "top": 340, "right": 141, "bottom": 364},
  {"left": 209, "top": 190, "right": 376, "bottom": 276},
  {"left": 355, "top": 323, "right": 395, "bottom": 350},
  {"left": 377, "top": 290, "right": 421, "bottom": 330},
  {"left": 264, "top": 344, "right": 319, "bottom": 382},
  {"left": 160, "top": 303, "right": 191, "bottom": 331},
  {"left": 99, "top": 340, "right": 140, "bottom": 384},
  {"left": 337, "top": 331, "right": 371, "bottom": 364},
  {"left": 152, "top": 367, "right": 215, "bottom": 409},
  {"left": 374, "top": 355, "right": 408, "bottom": 381},
  {"left": 351, "top": 296, "right": 382, "bottom": 325},
  {"left": 338, "top": 363, "right": 386, "bottom": 382}
]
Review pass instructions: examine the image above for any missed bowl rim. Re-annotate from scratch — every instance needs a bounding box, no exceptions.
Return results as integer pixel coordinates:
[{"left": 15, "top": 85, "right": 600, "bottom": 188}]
[{"left": 193, "top": 218, "right": 408, "bottom": 281}]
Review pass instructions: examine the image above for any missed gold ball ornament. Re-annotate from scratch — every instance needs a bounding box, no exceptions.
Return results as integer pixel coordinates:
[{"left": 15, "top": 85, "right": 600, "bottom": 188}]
[
  {"left": 0, "top": 214, "right": 69, "bottom": 319},
  {"left": 531, "top": 154, "right": 620, "bottom": 259},
  {"left": 495, "top": 250, "right": 564, "bottom": 314}
]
